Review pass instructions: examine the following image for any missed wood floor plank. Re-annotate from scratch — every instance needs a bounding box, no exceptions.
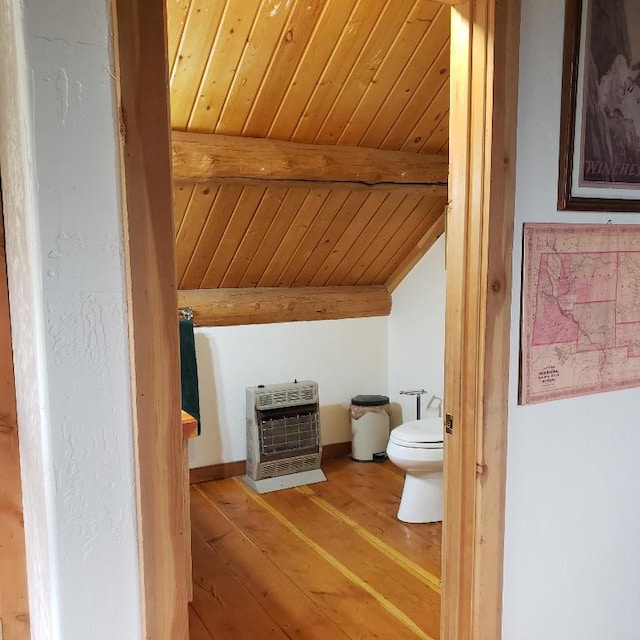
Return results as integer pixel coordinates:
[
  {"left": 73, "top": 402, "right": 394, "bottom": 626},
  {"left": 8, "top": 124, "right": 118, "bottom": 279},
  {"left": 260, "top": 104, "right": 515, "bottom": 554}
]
[
  {"left": 190, "top": 487, "right": 351, "bottom": 640},
  {"left": 302, "top": 474, "right": 442, "bottom": 578},
  {"left": 338, "top": 462, "right": 434, "bottom": 535},
  {"left": 197, "top": 480, "right": 431, "bottom": 640},
  {"left": 191, "top": 530, "right": 290, "bottom": 639},
  {"left": 188, "top": 605, "right": 215, "bottom": 640},
  {"left": 258, "top": 486, "right": 441, "bottom": 639},
  {"left": 322, "top": 460, "right": 443, "bottom": 548},
  {"left": 189, "top": 459, "right": 442, "bottom": 640}
]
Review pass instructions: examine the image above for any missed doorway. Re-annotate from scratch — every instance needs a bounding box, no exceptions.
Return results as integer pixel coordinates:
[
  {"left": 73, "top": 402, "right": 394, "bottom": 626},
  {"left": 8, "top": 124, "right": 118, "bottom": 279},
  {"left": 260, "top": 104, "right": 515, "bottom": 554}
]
[{"left": 111, "top": 0, "right": 521, "bottom": 638}]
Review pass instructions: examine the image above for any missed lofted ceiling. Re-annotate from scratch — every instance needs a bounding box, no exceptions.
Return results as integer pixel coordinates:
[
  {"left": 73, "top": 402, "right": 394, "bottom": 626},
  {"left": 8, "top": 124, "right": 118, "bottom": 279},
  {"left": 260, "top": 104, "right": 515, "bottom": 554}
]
[{"left": 167, "top": 0, "right": 450, "bottom": 324}]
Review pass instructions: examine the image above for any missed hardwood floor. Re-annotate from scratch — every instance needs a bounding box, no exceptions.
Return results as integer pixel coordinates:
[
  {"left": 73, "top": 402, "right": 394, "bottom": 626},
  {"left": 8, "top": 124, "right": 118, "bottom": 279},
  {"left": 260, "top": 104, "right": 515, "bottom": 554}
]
[{"left": 189, "top": 457, "right": 442, "bottom": 640}]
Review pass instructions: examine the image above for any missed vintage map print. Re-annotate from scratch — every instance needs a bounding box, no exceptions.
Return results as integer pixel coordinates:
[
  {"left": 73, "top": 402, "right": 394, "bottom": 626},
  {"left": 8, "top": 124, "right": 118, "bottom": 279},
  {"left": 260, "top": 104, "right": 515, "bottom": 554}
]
[{"left": 521, "top": 223, "right": 640, "bottom": 404}]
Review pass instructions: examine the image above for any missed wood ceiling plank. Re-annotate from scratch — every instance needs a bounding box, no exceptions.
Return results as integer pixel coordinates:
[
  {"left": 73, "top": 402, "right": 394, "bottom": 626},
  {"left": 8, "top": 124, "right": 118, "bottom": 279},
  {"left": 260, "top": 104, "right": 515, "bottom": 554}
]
[
  {"left": 354, "top": 195, "right": 430, "bottom": 285},
  {"left": 417, "top": 107, "right": 450, "bottom": 155},
  {"left": 187, "top": 0, "right": 261, "bottom": 132},
  {"left": 291, "top": 0, "right": 388, "bottom": 143},
  {"left": 200, "top": 186, "right": 267, "bottom": 289},
  {"left": 169, "top": 0, "right": 227, "bottom": 130},
  {"left": 175, "top": 184, "right": 220, "bottom": 286},
  {"left": 401, "top": 78, "right": 450, "bottom": 153},
  {"left": 180, "top": 184, "right": 244, "bottom": 288},
  {"left": 313, "top": 0, "right": 417, "bottom": 145},
  {"left": 370, "top": 197, "right": 444, "bottom": 284},
  {"left": 291, "top": 191, "right": 369, "bottom": 286},
  {"left": 334, "top": 0, "right": 442, "bottom": 146},
  {"left": 172, "top": 131, "right": 448, "bottom": 187},
  {"left": 324, "top": 191, "right": 408, "bottom": 286},
  {"left": 267, "top": 0, "right": 359, "bottom": 141},
  {"left": 179, "top": 286, "right": 391, "bottom": 326},
  {"left": 359, "top": 7, "right": 449, "bottom": 149},
  {"left": 200, "top": 186, "right": 266, "bottom": 289},
  {"left": 242, "top": 0, "right": 326, "bottom": 138},
  {"left": 258, "top": 189, "right": 331, "bottom": 287},
  {"left": 341, "top": 193, "right": 424, "bottom": 286},
  {"left": 173, "top": 182, "right": 196, "bottom": 234},
  {"left": 275, "top": 189, "right": 350, "bottom": 286},
  {"left": 242, "top": 188, "right": 310, "bottom": 287},
  {"left": 166, "top": 0, "right": 191, "bottom": 78},
  {"left": 364, "top": 196, "right": 439, "bottom": 285},
  {"left": 382, "top": 51, "right": 449, "bottom": 150},
  {"left": 386, "top": 210, "right": 445, "bottom": 292},
  {"left": 308, "top": 191, "right": 389, "bottom": 286},
  {"left": 215, "top": 0, "right": 296, "bottom": 135},
  {"left": 379, "top": 42, "right": 450, "bottom": 151},
  {"left": 219, "top": 186, "right": 288, "bottom": 288}
]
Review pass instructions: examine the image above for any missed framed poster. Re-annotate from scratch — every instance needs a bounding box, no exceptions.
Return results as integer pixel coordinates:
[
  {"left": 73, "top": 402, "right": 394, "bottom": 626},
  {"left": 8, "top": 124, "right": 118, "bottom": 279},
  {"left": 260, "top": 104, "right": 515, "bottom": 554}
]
[{"left": 558, "top": 0, "right": 640, "bottom": 211}]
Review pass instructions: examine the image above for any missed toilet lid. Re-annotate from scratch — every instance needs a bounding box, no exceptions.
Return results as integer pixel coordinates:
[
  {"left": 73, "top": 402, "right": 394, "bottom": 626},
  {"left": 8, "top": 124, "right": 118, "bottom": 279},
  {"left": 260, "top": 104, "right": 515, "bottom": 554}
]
[{"left": 389, "top": 418, "right": 444, "bottom": 448}]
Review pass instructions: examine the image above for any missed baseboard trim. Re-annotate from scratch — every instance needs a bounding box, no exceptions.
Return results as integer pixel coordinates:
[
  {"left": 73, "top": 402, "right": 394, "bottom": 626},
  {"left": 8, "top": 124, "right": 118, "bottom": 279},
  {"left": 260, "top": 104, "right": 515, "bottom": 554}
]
[
  {"left": 189, "top": 441, "right": 352, "bottom": 484},
  {"left": 322, "top": 441, "right": 352, "bottom": 460}
]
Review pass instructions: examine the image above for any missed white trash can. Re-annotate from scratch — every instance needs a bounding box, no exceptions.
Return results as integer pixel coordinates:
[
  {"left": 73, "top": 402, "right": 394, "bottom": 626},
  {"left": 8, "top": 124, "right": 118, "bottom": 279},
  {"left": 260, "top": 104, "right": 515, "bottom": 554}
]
[{"left": 350, "top": 395, "right": 391, "bottom": 462}]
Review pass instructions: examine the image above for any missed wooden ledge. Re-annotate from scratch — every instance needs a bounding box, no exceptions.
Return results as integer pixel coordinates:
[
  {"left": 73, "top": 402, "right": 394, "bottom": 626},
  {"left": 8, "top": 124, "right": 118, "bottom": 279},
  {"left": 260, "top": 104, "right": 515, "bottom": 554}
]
[
  {"left": 181, "top": 410, "right": 198, "bottom": 440},
  {"left": 177, "top": 286, "right": 392, "bottom": 327}
]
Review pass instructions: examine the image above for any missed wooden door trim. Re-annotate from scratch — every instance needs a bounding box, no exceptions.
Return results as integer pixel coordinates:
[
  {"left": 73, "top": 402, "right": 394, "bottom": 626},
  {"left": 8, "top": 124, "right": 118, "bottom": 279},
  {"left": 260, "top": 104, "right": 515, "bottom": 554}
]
[
  {"left": 111, "top": 0, "right": 189, "bottom": 637},
  {"left": 442, "top": 2, "right": 521, "bottom": 639},
  {"left": 0, "top": 202, "right": 30, "bottom": 638},
  {"left": 109, "top": 0, "right": 521, "bottom": 637}
]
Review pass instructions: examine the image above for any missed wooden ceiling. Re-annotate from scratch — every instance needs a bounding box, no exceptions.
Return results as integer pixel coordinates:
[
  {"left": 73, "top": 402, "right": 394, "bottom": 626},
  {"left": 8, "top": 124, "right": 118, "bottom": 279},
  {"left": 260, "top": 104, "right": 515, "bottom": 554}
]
[{"left": 167, "top": 0, "right": 450, "bottom": 324}]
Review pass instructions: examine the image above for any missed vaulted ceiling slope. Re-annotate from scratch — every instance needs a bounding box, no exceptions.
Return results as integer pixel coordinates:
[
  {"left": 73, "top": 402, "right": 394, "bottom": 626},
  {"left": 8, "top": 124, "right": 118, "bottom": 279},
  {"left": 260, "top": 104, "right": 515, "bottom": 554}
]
[{"left": 168, "top": 0, "right": 450, "bottom": 324}]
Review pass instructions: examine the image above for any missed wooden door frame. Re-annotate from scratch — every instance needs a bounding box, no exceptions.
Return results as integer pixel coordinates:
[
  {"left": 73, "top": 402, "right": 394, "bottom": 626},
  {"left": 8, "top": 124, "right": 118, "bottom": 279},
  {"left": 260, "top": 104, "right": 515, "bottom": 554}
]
[
  {"left": 0, "top": 201, "right": 30, "bottom": 638},
  {"left": 111, "top": 0, "right": 189, "bottom": 637},
  {"left": 443, "top": 2, "right": 521, "bottom": 639},
  {"left": 110, "top": 0, "right": 522, "bottom": 638}
]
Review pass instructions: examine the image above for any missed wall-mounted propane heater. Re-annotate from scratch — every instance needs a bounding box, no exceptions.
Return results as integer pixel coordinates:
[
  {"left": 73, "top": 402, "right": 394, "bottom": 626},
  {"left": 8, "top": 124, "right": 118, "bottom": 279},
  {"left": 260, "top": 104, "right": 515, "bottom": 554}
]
[{"left": 243, "top": 380, "right": 326, "bottom": 494}]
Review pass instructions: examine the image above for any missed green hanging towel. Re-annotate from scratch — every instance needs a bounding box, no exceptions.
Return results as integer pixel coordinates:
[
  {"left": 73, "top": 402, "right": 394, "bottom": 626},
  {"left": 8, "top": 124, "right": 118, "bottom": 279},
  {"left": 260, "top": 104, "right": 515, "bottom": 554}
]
[{"left": 179, "top": 317, "right": 201, "bottom": 435}]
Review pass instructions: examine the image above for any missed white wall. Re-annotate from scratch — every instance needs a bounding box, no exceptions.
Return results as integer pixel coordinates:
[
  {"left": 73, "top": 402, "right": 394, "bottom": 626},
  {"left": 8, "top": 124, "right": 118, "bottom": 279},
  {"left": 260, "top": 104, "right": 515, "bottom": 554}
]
[
  {"left": 388, "top": 235, "right": 445, "bottom": 426},
  {"left": 0, "top": 0, "right": 141, "bottom": 638},
  {"left": 190, "top": 317, "right": 389, "bottom": 468},
  {"left": 502, "top": 2, "right": 640, "bottom": 638}
]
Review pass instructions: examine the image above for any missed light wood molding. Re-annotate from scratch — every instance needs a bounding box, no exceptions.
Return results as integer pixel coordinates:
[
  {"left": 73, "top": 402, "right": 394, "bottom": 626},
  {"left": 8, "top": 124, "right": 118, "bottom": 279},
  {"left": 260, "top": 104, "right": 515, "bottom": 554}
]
[
  {"left": 442, "top": 1, "right": 520, "bottom": 640},
  {"left": 171, "top": 131, "right": 448, "bottom": 194},
  {"left": 0, "top": 208, "right": 30, "bottom": 639},
  {"left": 112, "top": 0, "right": 189, "bottom": 636},
  {"left": 178, "top": 286, "right": 392, "bottom": 326}
]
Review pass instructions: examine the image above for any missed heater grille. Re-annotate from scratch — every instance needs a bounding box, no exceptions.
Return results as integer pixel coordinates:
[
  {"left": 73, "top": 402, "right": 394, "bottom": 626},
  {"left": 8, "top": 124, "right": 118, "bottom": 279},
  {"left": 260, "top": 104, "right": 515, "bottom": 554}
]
[
  {"left": 259, "top": 410, "right": 319, "bottom": 457},
  {"left": 246, "top": 381, "right": 321, "bottom": 481}
]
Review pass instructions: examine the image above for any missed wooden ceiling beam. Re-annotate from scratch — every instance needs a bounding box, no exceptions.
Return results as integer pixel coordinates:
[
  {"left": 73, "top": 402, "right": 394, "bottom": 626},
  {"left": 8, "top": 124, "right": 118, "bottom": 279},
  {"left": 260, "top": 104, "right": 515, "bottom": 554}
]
[
  {"left": 172, "top": 131, "right": 448, "bottom": 195},
  {"left": 178, "top": 286, "right": 391, "bottom": 326}
]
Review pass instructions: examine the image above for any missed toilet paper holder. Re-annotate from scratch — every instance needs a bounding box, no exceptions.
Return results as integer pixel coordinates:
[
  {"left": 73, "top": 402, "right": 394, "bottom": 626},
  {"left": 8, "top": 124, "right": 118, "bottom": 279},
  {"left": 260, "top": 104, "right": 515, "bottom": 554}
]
[{"left": 400, "top": 389, "right": 443, "bottom": 420}]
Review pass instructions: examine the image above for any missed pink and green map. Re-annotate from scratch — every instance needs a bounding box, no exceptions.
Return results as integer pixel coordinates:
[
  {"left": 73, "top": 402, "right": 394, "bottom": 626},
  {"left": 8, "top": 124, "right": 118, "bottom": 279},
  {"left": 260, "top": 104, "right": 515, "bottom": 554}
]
[{"left": 521, "top": 224, "right": 640, "bottom": 404}]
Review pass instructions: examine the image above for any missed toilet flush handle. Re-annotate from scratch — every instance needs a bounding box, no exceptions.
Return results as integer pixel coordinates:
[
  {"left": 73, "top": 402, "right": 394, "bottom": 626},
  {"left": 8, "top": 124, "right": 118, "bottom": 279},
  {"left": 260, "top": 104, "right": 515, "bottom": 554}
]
[{"left": 399, "top": 389, "right": 428, "bottom": 420}]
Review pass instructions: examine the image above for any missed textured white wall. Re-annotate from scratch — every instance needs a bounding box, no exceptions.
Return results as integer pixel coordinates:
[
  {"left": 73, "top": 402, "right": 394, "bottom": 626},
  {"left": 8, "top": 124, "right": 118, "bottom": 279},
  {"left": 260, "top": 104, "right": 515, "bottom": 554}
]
[
  {"left": 503, "top": 1, "right": 640, "bottom": 638},
  {"left": 388, "top": 236, "right": 445, "bottom": 426},
  {"left": 0, "top": 0, "right": 141, "bottom": 638},
  {"left": 190, "top": 317, "right": 389, "bottom": 468}
]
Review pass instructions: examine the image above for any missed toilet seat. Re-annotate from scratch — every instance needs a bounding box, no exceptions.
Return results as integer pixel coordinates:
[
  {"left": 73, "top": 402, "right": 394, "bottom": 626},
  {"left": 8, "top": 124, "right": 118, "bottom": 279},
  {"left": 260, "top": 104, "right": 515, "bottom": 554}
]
[{"left": 389, "top": 418, "right": 443, "bottom": 449}]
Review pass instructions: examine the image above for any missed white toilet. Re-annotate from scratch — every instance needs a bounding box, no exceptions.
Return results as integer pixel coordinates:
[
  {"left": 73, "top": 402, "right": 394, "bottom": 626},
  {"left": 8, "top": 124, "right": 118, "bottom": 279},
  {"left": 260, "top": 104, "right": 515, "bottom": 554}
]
[{"left": 386, "top": 417, "right": 444, "bottom": 524}]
